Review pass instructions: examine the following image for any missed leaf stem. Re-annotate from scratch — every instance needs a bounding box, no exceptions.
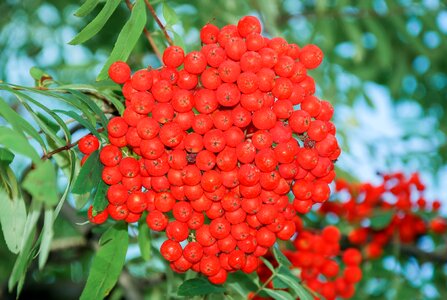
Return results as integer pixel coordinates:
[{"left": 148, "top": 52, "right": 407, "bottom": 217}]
[
  {"left": 124, "top": 0, "right": 163, "bottom": 62},
  {"left": 143, "top": 0, "right": 174, "bottom": 46},
  {"left": 252, "top": 272, "right": 275, "bottom": 297}
]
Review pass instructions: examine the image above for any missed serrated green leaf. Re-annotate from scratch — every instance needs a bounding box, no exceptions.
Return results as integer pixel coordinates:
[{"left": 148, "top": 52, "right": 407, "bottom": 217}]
[
  {"left": 75, "top": 0, "right": 101, "bottom": 17},
  {"left": 177, "top": 278, "right": 226, "bottom": 296},
  {"left": 0, "top": 148, "right": 15, "bottom": 165},
  {"left": 80, "top": 222, "right": 129, "bottom": 300},
  {"left": 0, "top": 126, "right": 40, "bottom": 163},
  {"left": 97, "top": 0, "right": 147, "bottom": 81},
  {"left": 162, "top": 2, "right": 179, "bottom": 25},
  {"left": 70, "top": 0, "right": 121, "bottom": 45},
  {"left": 72, "top": 150, "right": 103, "bottom": 194},
  {"left": 272, "top": 245, "right": 291, "bottom": 267},
  {"left": 23, "top": 160, "right": 59, "bottom": 206},
  {"left": 38, "top": 208, "right": 54, "bottom": 269},
  {"left": 370, "top": 210, "right": 394, "bottom": 230},
  {"left": 138, "top": 219, "right": 151, "bottom": 261},
  {"left": 0, "top": 188, "right": 27, "bottom": 254},
  {"left": 263, "top": 289, "right": 294, "bottom": 300}
]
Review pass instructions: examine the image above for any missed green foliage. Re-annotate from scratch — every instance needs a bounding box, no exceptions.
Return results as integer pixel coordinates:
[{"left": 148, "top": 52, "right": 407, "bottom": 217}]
[
  {"left": 96, "top": 0, "right": 147, "bottom": 81},
  {"left": 22, "top": 160, "right": 59, "bottom": 206},
  {"left": 0, "top": 188, "right": 27, "bottom": 254},
  {"left": 138, "top": 218, "right": 151, "bottom": 261},
  {"left": 80, "top": 222, "right": 129, "bottom": 300},
  {"left": 177, "top": 278, "right": 226, "bottom": 296},
  {"left": 71, "top": 150, "right": 103, "bottom": 195},
  {"left": 370, "top": 210, "right": 395, "bottom": 230},
  {"left": 69, "top": 0, "right": 122, "bottom": 45}
]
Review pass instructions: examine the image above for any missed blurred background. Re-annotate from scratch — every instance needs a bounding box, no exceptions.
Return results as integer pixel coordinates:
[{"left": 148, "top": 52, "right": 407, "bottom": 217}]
[{"left": 0, "top": 0, "right": 446, "bottom": 299}]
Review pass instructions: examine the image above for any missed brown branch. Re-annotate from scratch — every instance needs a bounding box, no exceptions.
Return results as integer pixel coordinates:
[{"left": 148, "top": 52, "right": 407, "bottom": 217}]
[
  {"left": 41, "top": 127, "right": 104, "bottom": 160},
  {"left": 400, "top": 244, "right": 447, "bottom": 264},
  {"left": 125, "top": 0, "right": 163, "bottom": 62},
  {"left": 143, "top": 0, "right": 174, "bottom": 46},
  {"left": 41, "top": 142, "right": 77, "bottom": 160}
]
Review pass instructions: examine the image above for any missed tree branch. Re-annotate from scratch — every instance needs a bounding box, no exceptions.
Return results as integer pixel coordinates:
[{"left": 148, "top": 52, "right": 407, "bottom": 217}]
[
  {"left": 143, "top": 0, "right": 174, "bottom": 46},
  {"left": 400, "top": 244, "right": 447, "bottom": 264},
  {"left": 125, "top": 0, "right": 163, "bottom": 62}
]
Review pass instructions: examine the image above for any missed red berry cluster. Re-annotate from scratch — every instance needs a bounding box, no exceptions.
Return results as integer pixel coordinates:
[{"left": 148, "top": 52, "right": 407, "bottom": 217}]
[
  {"left": 81, "top": 15, "right": 341, "bottom": 284},
  {"left": 256, "top": 222, "right": 362, "bottom": 300},
  {"left": 320, "top": 172, "right": 446, "bottom": 259}
]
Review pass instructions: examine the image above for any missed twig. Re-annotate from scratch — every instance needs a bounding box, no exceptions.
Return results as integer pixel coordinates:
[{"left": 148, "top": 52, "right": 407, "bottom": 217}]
[
  {"left": 41, "top": 127, "right": 104, "bottom": 160},
  {"left": 143, "top": 0, "right": 174, "bottom": 46},
  {"left": 50, "top": 236, "right": 88, "bottom": 251},
  {"left": 41, "top": 142, "right": 77, "bottom": 160},
  {"left": 400, "top": 244, "right": 447, "bottom": 264},
  {"left": 124, "top": 0, "right": 163, "bottom": 62}
]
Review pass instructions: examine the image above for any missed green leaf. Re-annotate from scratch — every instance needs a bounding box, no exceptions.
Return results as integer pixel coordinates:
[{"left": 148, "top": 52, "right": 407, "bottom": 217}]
[
  {"left": 8, "top": 227, "right": 36, "bottom": 294},
  {"left": 93, "top": 181, "right": 109, "bottom": 212},
  {"left": 38, "top": 208, "right": 54, "bottom": 269},
  {"left": 19, "top": 200, "right": 43, "bottom": 251},
  {"left": 68, "top": 89, "right": 109, "bottom": 133},
  {"left": 0, "top": 126, "right": 40, "bottom": 163},
  {"left": 22, "top": 160, "right": 59, "bottom": 206},
  {"left": 69, "top": 0, "right": 121, "bottom": 45},
  {"left": 370, "top": 210, "right": 394, "bottom": 230},
  {"left": 75, "top": 0, "right": 101, "bottom": 17},
  {"left": 54, "top": 109, "right": 101, "bottom": 139},
  {"left": 0, "top": 148, "right": 15, "bottom": 165},
  {"left": 29, "top": 67, "right": 47, "bottom": 81},
  {"left": 225, "top": 271, "right": 259, "bottom": 297},
  {"left": 36, "top": 112, "right": 60, "bottom": 135},
  {"left": 138, "top": 219, "right": 151, "bottom": 261},
  {"left": 96, "top": 0, "right": 147, "bottom": 81},
  {"left": 72, "top": 150, "right": 103, "bottom": 194},
  {"left": 0, "top": 95, "right": 46, "bottom": 149},
  {"left": 173, "top": 31, "right": 185, "bottom": 50},
  {"left": 0, "top": 188, "right": 27, "bottom": 254},
  {"left": 263, "top": 289, "right": 294, "bottom": 300},
  {"left": 177, "top": 278, "right": 226, "bottom": 296},
  {"left": 276, "top": 273, "right": 313, "bottom": 300},
  {"left": 272, "top": 245, "right": 291, "bottom": 267},
  {"left": 162, "top": 2, "right": 179, "bottom": 25},
  {"left": 273, "top": 276, "right": 289, "bottom": 289},
  {"left": 53, "top": 83, "right": 125, "bottom": 115},
  {"left": 260, "top": 257, "right": 275, "bottom": 272},
  {"left": 80, "top": 222, "right": 129, "bottom": 300}
]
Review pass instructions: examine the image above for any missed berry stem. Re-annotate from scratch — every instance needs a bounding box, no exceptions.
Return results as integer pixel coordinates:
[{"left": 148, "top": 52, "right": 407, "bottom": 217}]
[
  {"left": 143, "top": 0, "right": 174, "bottom": 46},
  {"left": 124, "top": 0, "right": 163, "bottom": 62}
]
